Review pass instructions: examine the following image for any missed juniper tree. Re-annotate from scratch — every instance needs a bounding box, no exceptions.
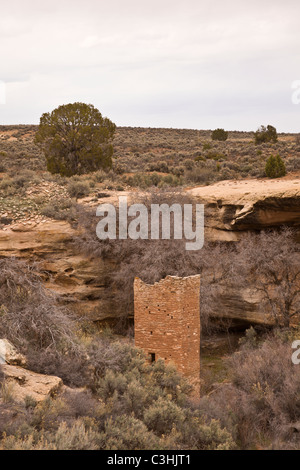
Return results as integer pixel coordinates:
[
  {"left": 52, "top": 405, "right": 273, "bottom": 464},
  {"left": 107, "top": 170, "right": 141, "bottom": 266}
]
[{"left": 35, "top": 102, "right": 116, "bottom": 176}]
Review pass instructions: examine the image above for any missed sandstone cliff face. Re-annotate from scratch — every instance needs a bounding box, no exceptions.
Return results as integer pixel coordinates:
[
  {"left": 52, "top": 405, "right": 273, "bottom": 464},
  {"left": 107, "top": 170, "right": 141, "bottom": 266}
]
[
  {"left": 188, "top": 178, "right": 300, "bottom": 241},
  {"left": 0, "top": 178, "right": 299, "bottom": 327},
  {"left": 0, "top": 221, "right": 116, "bottom": 321},
  {"left": 208, "top": 287, "right": 271, "bottom": 328},
  {"left": 188, "top": 178, "right": 300, "bottom": 327}
]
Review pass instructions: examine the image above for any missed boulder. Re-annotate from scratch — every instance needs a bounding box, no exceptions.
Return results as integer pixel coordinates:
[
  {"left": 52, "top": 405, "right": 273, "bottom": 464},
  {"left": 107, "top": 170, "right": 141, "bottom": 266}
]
[
  {"left": 1, "top": 364, "right": 63, "bottom": 403},
  {"left": 0, "top": 339, "right": 26, "bottom": 367}
]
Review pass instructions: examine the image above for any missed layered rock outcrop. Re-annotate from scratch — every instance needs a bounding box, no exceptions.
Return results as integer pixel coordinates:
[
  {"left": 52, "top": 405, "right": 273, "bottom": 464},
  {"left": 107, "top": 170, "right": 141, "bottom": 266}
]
[
  {"left": 0, "top": 221, "right": 116, "bottom": 320},
  {"left": 188, "top": 177, "right": 300, "bottom": 241},
  {"left": 0, "top": 178, "right": 299, "bottom": 327}
]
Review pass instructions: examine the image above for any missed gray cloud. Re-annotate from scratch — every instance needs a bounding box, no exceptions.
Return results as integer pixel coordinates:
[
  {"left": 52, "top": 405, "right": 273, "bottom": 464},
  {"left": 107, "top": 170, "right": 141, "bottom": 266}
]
[{"left": 0, "top": 0, "right": 300, "bottom": 131}]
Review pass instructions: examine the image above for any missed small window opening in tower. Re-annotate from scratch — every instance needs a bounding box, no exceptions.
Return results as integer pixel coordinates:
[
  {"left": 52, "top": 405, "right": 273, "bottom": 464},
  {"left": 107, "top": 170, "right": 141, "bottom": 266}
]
[{"left": 149, "top": 353, "right": 156, "bottom": 363}]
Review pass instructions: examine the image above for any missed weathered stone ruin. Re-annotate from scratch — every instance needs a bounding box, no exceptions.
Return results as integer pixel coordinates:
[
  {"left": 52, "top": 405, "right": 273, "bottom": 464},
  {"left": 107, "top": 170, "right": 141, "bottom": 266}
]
[{"left": 134, "top": 274, "right": 201, "bottom": 396}]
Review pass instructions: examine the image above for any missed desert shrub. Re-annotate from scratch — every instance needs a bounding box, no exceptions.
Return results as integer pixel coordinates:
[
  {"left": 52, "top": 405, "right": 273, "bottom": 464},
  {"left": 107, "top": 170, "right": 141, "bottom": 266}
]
[
  {"left": 218, "top": 167, "right": 237, "bottom": 180},
  {"left": 183, "top": 159, "right": 194, "bottom": 170},
  {"left": 286, "top": 156, "right": 300, "bottom": 171},
  {"left": 26, "top": 350, "right": 88, "bottom": 388},
  {"left": 149, "top": 172, "right": 160, "bottom": 186},
  {"left": 179, "top": 417, "right": 236, "bottom": 450},
  {"left": 92, "top": 169, "right": 107, "bottom": 182},
  {"left": 0, "top": 170, "right": 39, "bottom": 197},
  {"left": 200, "top": 334, "right": 300, "bottom": 449},
  {"left": 113, "top": 163, "right": 126, "bottom": 175},
  {"left": 11, "top": 170, "right": 37, "bottom": 188},
  {"left": 265, "top": 154, "right": 286, "bottom": 178},
  {"left": 146, "top": 161, "right": 169, "bottom": 173},
  {"left": 89, "top": 340, "right": 189, "bottom": 404},
  {"left": 0, "top": 381, "right": 15, "bottom": 404},
  {"left": 229, "top": 336, "right": 300, "bottom": 446},
  {"left": 96, "top": 369, "right": 128, "bottom": 401},
  {"left": 144, "top": 397, "right": 186, "bottom": 435},
  {"left": 211, "top": 128, "right": 228, "bottom": 142},
  {"left": 86, "top": 340, "right": 236, "bottom": 449},
  {"left": 238, "top": 326, "right": 259, "bottom": 349},
  {"left": 67, "top": 181, "right": 91, "bottom": 199},
  {"left": 50, "top": 419, "right": 101, "bottom": 450},
  {"left": 185, "top": 166, "right": 216, "bottom": 184},
  {"left": 99, "top": 415, "right": 159, "bottom": 450},
  {"left": 203, "top": 142, "right": 212, "bottom": 150},
  {"left": 171, "top": 166, "right": 185, "bottom": 177},
  {"left": 87, "top": 339, "right": 235, "bottom": 449},
  {"left": 151, "top": 360, "right": 192, "bottom": 403},
  {"left": 40, "top": 197, "right": 77, "bottom": 221},
  {"left": 205, "top": 151, "right": 225, "bottom": 161},
  {"left": 194, "top": 154, "right": 206, "bottom": 162},
  {"left": 24, "top": 395, "right": 38, "bottom": 410},
  {"left": 88, "top": 339, "right": 145, "bottom": 382},
  {"left": 162, "top": 174, "right": 177, "bottom": 186},
  {"left": 255, "top": 125, "right": 278, "bottom": 145},
  {"left": 124, "top": 172, "right": 180, "bottom": 189},
  {"left": 0, "top": 177, "right": 15, "bottom": 194},
  {"left": 62, "top": 389, "right": 101, "bottom": 419},
  {"left": 0, "top": 435, "right": 53, "bottom": 450},
  {"left": 0, "top": 418, "right": 101, "bottom": 450}
]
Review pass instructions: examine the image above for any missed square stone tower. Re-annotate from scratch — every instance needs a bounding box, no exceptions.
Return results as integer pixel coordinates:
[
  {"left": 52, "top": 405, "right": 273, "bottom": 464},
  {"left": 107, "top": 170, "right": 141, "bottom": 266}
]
[{"left": 134, "top": 275, "right": 201, "bottom": 396}]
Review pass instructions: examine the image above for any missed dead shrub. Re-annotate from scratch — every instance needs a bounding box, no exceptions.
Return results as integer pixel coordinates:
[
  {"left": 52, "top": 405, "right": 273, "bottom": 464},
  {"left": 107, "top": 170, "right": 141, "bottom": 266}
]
[{"left": 0, "top": 258, "right": 79, "bottom": 355}]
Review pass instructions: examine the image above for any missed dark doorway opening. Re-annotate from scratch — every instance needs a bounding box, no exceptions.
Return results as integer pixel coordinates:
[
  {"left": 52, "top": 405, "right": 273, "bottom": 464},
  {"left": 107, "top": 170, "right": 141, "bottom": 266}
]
[{"left": 149, "top": 352, "right": 156, "bottom": 363}]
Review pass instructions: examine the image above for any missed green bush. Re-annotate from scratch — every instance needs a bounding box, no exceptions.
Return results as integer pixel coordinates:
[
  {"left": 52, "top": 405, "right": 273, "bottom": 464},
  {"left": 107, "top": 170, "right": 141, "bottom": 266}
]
[
  {"left": 203, "top": 142, "right": 212, "bottom": 150},
  {"left": 265, "top": 154, "right": 286, "bottom": 178},
  {"left": 255, "top": 125, "right": 278, "bottom": 145},
  {"left": 143, "top": 397, "right": 185, "bottom": 435},
  {"left": 35, "top": 102, "right": 116, "bottom": 177},
  {"left": 211, "top": 128, "right": 228, "bottom": 141}
]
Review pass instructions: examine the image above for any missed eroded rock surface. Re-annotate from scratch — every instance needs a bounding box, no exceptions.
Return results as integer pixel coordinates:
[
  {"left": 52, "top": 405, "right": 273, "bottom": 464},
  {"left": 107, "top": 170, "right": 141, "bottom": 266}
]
[
  {"left": 0, "top": 340, "right": 26, "bottom": 367},
  {"left": 189, "top": 177, "right": 300, "bottom": 241},
  {"left": 1, "top": 365, "right": 62, "bottom": 403},
  {"left": 0, "top": 221, "right": 116, "bottom": 320},
  {"left": 0, "top": 179, "right": 299, "bottom": 326}
]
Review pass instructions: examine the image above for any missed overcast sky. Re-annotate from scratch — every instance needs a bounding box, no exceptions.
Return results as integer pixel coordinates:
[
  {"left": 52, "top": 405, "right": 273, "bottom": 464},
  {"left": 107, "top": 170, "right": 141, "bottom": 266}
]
[{"left": 0, "top": 0, "right": 300, "bottom": 131}]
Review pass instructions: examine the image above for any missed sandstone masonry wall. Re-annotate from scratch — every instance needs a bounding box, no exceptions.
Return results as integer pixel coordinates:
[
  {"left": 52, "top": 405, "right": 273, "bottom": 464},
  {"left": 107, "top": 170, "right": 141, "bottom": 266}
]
[{"left": 134, "top": 275, "right": 201, "bottom": 395}]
